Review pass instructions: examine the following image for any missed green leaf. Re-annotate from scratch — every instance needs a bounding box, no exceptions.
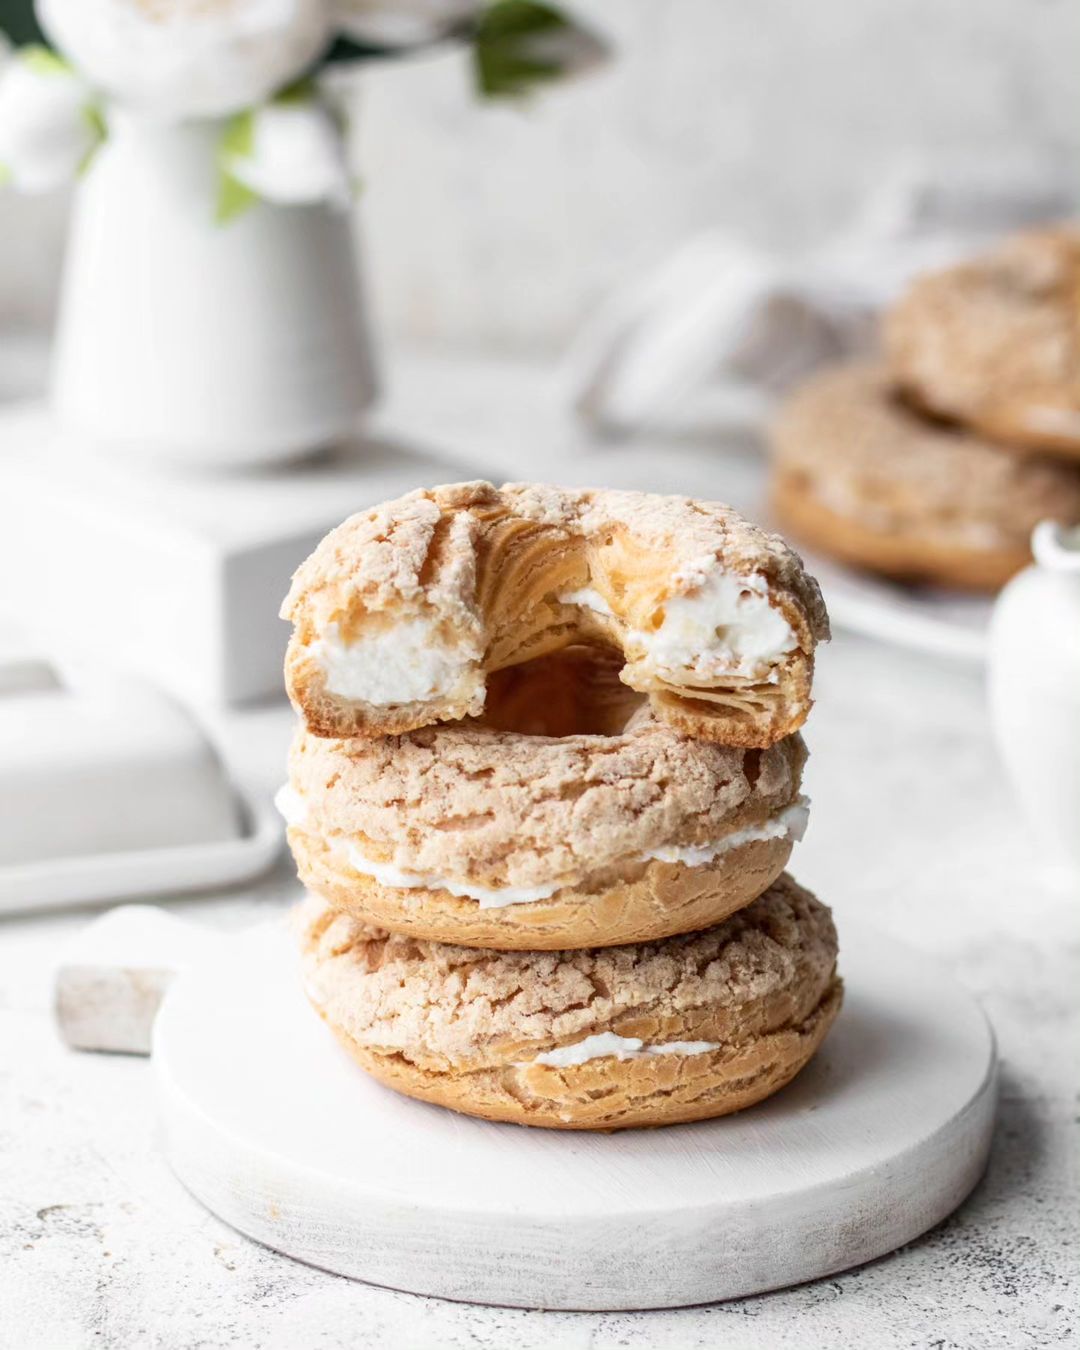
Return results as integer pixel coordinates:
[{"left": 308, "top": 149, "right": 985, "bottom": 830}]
[
  {"left": 475, "top": 50, "right": 560, "bottom": 97},
  {"left": 20, "top": 44, "right": 72, "bottom": 77},
  {"left": 320, "top": 34, "right": 404, "bottom": 65},
  {"left": 215, "top": 110, "right": 258, "bottom": 225},
  {"left": 472, "top": 0, "right": 572, "bottom": 99},
  {"left": 77, "top": 102, "right": 108, "bottom": 176},
  {"left": 219, "top": 108, "right": 256, "bottom": 163},
  {"left": 0, "top": 1, "right": 47, "bottom": 46},
  {"left": 479, "top": 0, "right": 569, "bottom": 42},
  {"left": 275, "top": 76, "right": 318, "bottom": 105},
  {"left": 82, "top": 102, "right": 108, "bottom": 144},
  {"left": 215, "top": 171, "right": 258, "bottom": 225},
  {"left": 0, "top": 162, "right": 12, "bottom": 188}
]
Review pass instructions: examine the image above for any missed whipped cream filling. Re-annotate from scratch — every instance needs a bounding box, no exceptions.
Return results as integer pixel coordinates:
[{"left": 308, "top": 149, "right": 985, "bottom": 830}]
[
  {"left": 341, "top": 802, "right": 808, "bottom": 907},
  {"left": 342, "top": 843, "right": 564, "bottom": 908},
  {"left": 277, "top": 782, "right": 559, "bottom": 905},
  {"left": 558, "top": 586, "right": 616, "bottom": 618},
  {"left": 643, "top": 797, "right": 809, "bottom": 866},
  {"left": 299, "top": 985, "right": 719, "bottom": 1070},
  {"left": 274, "top": 783, "right": 309, "bottom": 829},
  {"left": 312, "top": 615, "right": 472, "bottom": 707},
  {"left": 532, "top": 1032, "right": 720, "bottom": 1067},
  {"left": 279, "top": 784, "right": 808, "bottom": 907},
  {"left": 278, "top": 793, "right": 810, "bottom": 908},
  {"left": 627, "top": 564, "right": 797, "bottom": 682}
]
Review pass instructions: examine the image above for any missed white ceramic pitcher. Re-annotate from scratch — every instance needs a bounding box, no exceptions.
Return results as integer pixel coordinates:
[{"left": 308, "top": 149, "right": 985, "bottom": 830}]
[
  {"left": 988, "top": 521, "right": 1080, "bottom": 885},
  {"left": 50, "top": 114, "right": 377, "bottom": 467}
]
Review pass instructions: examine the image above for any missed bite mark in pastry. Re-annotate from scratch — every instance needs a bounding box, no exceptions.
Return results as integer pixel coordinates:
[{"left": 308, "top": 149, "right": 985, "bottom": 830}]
[{"left": 281, "top": 481, "right": 829, "bottom": 748}]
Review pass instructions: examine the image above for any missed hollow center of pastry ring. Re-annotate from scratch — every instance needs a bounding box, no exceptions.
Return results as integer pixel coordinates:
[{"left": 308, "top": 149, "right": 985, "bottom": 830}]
[{"left": 480, "top": 645, "right": 646, "bottom": 738}]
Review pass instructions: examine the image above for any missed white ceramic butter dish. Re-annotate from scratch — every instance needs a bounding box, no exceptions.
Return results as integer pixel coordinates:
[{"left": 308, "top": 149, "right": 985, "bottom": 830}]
[{"left": 0, "top": 657, "right": 282, "bottom": 914}]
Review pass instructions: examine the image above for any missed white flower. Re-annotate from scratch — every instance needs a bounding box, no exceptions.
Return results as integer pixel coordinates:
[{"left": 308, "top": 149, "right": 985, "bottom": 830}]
[
  {"left": 332, "top": 0, "right": 478, "bottom": 47},
  {"left": 36, "top": 0, "right": 331, "bottom": 120},
  {"left": 0, "top": 47, "right": 101, "bottom": 192},
  {"left": 222, "top": 94, "right": 351, "bottom": 208}
]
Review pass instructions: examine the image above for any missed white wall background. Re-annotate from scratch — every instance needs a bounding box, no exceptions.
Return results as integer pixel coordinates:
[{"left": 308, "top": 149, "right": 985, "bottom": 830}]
[{"left": 2, "top": 0, "right": 1078, "bottom": 353}]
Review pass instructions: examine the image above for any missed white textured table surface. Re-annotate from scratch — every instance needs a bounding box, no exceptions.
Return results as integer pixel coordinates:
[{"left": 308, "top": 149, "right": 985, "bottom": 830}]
[{"left": 1, "top": 352, "right": 1077, "bottom": 1350}]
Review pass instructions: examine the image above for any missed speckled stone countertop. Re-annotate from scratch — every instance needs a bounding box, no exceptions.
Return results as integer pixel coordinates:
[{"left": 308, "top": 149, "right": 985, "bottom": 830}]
[{"left": 0, "top": 354, "right": 1076, "bottom": 1349}]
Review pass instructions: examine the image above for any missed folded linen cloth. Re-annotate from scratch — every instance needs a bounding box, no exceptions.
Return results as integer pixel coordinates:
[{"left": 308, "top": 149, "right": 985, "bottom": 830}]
[{"left": 566, "top": 154, "right": 1075, "bottom": 435}]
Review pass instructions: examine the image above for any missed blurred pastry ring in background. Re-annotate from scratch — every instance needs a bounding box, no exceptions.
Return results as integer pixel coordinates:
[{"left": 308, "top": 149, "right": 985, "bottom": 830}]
[
  {"left": 769, "top": 363, "right": 1080, "bottom": 592},
  {"left": 280, "top": 647, "right": 809, "bottom": 951},
  {"left": 281, "top": 481, "right": 829, "bottom": 749},
  {"left": 885, "top": 226, "right": 1080, "bottom": 459},
  {"left": 297, "top": 874, "right": 842, "bottom": 1130}
]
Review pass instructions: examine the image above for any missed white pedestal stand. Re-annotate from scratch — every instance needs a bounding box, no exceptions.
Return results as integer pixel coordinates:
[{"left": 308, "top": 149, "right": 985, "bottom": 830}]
[{"left": 0, "top": 402, "right": 482, "bottom": 704}]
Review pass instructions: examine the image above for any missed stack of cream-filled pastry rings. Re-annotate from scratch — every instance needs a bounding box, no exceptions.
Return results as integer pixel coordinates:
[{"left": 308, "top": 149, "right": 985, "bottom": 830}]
[{"left": 278, "top": 482, "right": 841, "bottom": 1130}]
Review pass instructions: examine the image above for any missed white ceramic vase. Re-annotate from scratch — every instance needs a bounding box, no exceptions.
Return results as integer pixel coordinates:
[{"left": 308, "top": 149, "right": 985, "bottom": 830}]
[
  {"left": 987, "top": 521, "right": 1080, "bottom": 884},
  {"left": 50, "top": 115, "right": 378, "bottom": 467}
]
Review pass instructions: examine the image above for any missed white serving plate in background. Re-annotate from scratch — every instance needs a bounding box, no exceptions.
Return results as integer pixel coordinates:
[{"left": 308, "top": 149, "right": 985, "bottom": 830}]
[{"left": 799, "top": 551, "right": 991, "bottom": 665}]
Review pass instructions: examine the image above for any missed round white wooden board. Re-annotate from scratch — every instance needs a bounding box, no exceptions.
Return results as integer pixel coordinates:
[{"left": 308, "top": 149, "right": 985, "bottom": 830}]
[{"left": 154, "top": 916, "right": 997, "bottom": 1310}]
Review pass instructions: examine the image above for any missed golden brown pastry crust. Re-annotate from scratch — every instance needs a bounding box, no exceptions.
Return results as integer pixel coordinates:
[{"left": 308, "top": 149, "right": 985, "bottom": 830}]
[
  {"left": 772, "top": 471, "right": 1029, "bottom": 591},
  {"left": 885, "top": 227, "right": 1080, "bottom": 458},
  {"left": 283, "top": 650, "right": 807, "bottom": 948},
  {"left": 326, "top": 986, "right": 841, "bottom": 1130},
  {"left": 770, "top": 363, "right": 1080, "bottom": 591},
  {"left": 296, "top": 875, "right": 841, "bottom": 1130},
  {"left": 291, "top": 826, "right": 796, "bottom": 951},
  {"left": 281, "top": 481, "right": 829, "bottom": 748}
]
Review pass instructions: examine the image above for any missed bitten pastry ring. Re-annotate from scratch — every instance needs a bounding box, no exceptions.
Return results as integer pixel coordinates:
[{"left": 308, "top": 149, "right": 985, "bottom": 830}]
[
  {"left": 770, "top": 363, "right": 1080, "bottom": 592},
  {"left": 281, "top": 481, "right": 829, "bottom": 749},
  {"left": 280, "top": 647, "right": 809, "bottom": 951},
  {"left": 885, "top": 226, "right": 1080, "bottom": 459},
  {"left": 296, "top": 874, "right": 842, "bottom": 1131}
]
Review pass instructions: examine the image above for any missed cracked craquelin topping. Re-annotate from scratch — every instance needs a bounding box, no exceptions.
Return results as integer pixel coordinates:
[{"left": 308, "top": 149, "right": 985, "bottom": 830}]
[{"left": 298, "top": 874, "right": 838, "bottom": 1064}]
